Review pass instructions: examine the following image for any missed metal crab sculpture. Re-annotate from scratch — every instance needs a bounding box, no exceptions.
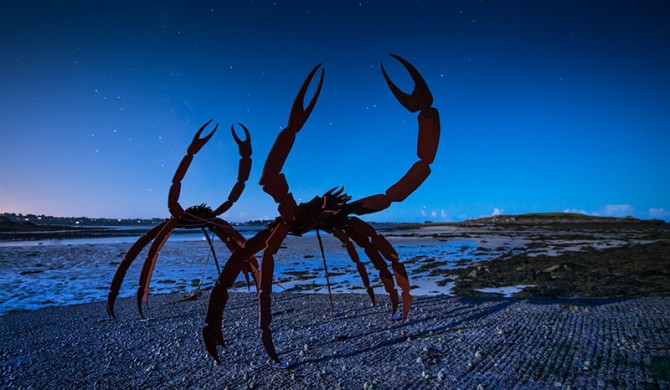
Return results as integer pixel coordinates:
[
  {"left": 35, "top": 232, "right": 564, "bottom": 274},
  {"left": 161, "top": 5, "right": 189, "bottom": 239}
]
[
  {"left": 106, "top": 120, "right": 259, "bottom": 320},
  {"left": 202, "top": 54, "right": 440, "bottom": 367}
]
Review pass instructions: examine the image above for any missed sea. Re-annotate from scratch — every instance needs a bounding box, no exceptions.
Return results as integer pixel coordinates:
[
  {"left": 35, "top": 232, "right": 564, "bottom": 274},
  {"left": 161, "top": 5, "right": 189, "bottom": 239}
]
[{"left": 0, "top": 225, "right": 506, "bottom": 316}]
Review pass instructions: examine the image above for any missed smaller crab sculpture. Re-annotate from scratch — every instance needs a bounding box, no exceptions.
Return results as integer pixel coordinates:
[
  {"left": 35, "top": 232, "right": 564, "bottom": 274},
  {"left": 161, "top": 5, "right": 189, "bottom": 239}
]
[
  {"left": 106, "top": 120, "right": 258, "bottom": 319},
  {"left": 202, "top": 54, "right": 440, "bottom": 368}
]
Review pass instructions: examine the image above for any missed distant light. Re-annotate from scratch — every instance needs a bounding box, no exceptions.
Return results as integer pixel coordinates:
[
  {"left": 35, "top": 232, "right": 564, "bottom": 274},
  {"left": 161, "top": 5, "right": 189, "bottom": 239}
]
[{"left": 75, "top": 221, "right": 80, "bottom": 224}]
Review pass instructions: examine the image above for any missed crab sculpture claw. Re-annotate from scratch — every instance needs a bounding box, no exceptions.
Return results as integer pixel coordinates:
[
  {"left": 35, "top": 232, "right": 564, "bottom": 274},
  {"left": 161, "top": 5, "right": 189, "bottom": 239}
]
[
  {"left": 287, "top": 64, "right": 324, "bottom": 132},
  {"left": 381, "top": 54, "right": 434, "bottom": 113},
  {"left": 231, "top": 123, "right": 252, "bottom": 158},
  {"left": 187, "top": 119, "right": 218, "bottom": 155}
]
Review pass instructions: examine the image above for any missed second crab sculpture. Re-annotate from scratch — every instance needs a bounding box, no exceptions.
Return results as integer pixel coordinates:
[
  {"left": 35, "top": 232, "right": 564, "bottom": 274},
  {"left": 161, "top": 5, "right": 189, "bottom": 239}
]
[
  {"left": 203, "top": 54, "right": 440, "bottom": 367},
  {"left": 106, "top": 120, "right": 258, "bottom": 320}
]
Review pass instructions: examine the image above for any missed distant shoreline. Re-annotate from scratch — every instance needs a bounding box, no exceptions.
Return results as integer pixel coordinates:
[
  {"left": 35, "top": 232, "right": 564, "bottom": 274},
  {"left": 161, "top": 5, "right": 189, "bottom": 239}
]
[{"left": 2, "top": 211, "right": 665, "bottom": 242}]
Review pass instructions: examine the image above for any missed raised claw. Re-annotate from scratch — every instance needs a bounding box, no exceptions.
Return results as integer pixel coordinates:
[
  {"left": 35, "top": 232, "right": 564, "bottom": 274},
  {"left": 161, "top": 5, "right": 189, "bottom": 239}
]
[
  {"left": 381, "top": 54, "right": 433, "bottom": 113},
  {"left": 187, "top": 119, "right": 218, "bottom": 155},
  {"left": 323, "top": 186, "right": 338, "bottom": 197},
  {"left": 287, "top": 64, "right": 325, "bottom": 132},
  {"left": 231, "top": 123, "right": 252, "bottom": 157}
]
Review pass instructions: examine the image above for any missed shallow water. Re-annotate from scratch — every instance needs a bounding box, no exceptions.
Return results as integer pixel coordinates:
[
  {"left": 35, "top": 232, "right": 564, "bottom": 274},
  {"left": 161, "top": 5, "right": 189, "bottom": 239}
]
[{"left": 0, "top": 229, "right": 507, "bottom": 315}]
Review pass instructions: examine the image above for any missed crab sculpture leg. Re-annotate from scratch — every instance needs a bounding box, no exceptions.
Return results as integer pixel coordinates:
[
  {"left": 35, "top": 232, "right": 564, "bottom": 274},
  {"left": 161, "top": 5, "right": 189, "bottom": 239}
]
[
  {"left": 332, "top": 229, "right": 375, "bottom": 305},
  {"left": 203, "top": 227, "right": 272, "bottom": 360},
  {"left": 106, "top": 120, "right": 255, "bottom": 320}
]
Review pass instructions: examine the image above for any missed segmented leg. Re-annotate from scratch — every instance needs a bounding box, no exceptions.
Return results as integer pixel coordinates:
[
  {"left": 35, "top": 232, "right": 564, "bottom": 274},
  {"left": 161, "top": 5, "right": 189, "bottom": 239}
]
[
  {"left": 201, "top": 227, "right": 221, "bottom": 274},
  {"left": 202, "top": 249, "right": 249, "bottom": 359},
  {"left": 210, "top": 219, "right": 260, "bottom": 289},
  {"left": 213, "top": 124, "right": 253, "bottom": 215},
  {"left": 332, "top": 228, "right": 375, "bottom": 306},
  {"left": 345, "top": 219, "right": 399, "bottom": 317},
  {"left": 349, "top": 217, "right": 412, "bottom": 321},
  {"left": 258, "top": 222, "right": 290, "bottom": 365},
  {"left": 203, "top": 227, "right": 272, "bottom": 362},
  {"left": 135, "top": 218, "right": 178, "bottom": 318},
  {"left": 168, "top": 120, "right": 217, "bottom": 217},
  {"left": 106, "top": 221, "right": 167, "bottom": 319},
  {"left": 371, "top": 229, "right": 413, "bottom": 321}
]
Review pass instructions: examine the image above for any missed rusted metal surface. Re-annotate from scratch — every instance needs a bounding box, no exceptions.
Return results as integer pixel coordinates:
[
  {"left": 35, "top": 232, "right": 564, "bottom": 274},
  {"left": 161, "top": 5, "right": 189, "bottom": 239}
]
[
  {"left": 203, "top": 55, "right": 441, "bottom": 367},
  {"left": 106, "top": 121, "right": 259, "bottom": 320}
]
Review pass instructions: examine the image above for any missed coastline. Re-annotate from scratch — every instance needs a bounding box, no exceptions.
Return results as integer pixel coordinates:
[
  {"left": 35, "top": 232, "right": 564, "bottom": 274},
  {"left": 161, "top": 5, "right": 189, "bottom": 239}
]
[
  {"left": 2, "top": 220, "right": 669, "bottom": 315},
  {"left": 2, "top": 292, "right": 669, "bottom": 388}
]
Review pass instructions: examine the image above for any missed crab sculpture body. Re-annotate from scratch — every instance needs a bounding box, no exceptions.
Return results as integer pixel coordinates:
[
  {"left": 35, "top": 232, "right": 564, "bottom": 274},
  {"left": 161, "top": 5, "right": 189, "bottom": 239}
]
[
  {"left": 203, "top": 55, "right": 441, "bottom": 367},
  {"left": 106, "top": 120, "right": 258, "bottom": 319}
]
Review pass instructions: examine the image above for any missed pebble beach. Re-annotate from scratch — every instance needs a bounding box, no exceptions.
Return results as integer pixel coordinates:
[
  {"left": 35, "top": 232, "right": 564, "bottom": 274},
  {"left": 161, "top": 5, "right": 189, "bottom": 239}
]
[{"left": 2, "top": 292, "right": 669, "bottom": 388}]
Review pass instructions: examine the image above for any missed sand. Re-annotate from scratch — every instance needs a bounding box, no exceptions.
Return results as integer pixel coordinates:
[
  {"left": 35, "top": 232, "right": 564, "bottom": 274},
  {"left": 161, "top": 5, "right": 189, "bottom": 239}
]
[{"left": 2, "top": 291, "right": 669, "bottom": 389}]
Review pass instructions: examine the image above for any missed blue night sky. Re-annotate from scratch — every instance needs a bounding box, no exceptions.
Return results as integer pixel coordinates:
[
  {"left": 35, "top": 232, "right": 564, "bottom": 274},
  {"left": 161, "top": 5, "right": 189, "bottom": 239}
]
[{"left": 1, "top": 1, "right": 669, "bottom": 222}]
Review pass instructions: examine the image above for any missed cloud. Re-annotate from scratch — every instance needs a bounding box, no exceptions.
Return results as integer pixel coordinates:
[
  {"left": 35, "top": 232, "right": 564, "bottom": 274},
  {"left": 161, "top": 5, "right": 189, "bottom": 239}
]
[
  {"left": 420, "top": 208, "right": 450, "bottom": 221},
  {"left": 491, "top": 208, "right": 504, "bottom": 216},
  {"left": 563, "top": 208, "right": 588, "bottom": 215},
  {"left": 649, "top": 207, "right": 670, "bottom": 219},
  {"left": 602, "top": 204, "right": 634, "bottom": 217}
]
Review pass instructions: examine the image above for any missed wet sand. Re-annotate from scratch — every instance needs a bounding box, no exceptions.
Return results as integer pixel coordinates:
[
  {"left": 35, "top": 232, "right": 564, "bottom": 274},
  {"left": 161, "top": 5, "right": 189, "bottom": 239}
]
[{"left": 3, "top": 221, "right": 667, "bottom": 315}]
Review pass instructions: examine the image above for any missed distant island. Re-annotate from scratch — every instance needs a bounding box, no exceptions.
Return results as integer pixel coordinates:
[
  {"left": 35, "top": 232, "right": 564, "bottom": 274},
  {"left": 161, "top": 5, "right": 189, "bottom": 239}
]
[
  {"left": 0, "top": 213, "right": 276, "bottom": 242},
  {"left": 462, "top": 212, "right": 665, "bottom": 225},
  {"left": 3, "top": 211, "right": 666, "bottom": 231},
  {"left": 2, "top": 211, "right": 665, "bottom": 241},
  {"left": 0, "top": 213, "right": 274, "bottom": 228}
]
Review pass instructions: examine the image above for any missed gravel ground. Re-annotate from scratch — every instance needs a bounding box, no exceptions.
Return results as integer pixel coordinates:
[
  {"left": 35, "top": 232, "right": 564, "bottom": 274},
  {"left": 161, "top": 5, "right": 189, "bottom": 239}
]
[{"left": 2, "top": 292, "right": 669, "bottom": 389}]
